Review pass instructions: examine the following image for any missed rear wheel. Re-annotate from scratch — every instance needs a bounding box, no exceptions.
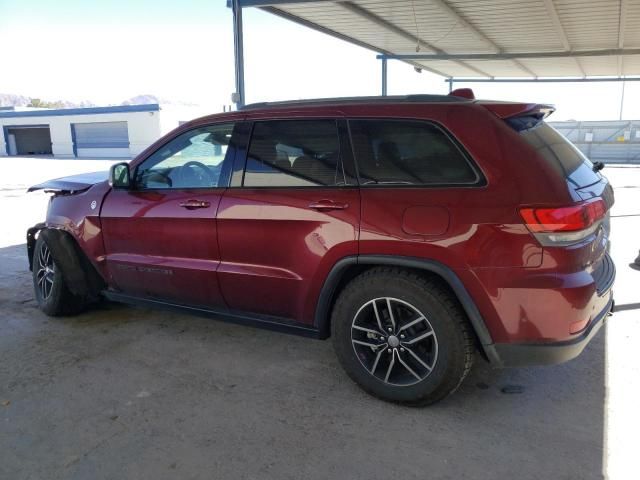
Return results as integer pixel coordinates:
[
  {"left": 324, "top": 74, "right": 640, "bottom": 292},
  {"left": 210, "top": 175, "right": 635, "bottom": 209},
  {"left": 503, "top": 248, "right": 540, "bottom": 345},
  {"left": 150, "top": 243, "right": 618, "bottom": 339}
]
[
  {"left": 331, "top": 268, "right": 474, "bottom": 406},
  {"left": 33, "top": 233, "right": 85, "bottom": 316}
]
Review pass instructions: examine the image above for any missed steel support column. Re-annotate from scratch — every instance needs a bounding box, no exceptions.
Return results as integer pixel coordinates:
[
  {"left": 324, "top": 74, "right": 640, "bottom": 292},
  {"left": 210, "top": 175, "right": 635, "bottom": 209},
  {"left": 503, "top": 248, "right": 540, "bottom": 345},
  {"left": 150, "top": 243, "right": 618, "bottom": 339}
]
[
  {"left": 232, "top": 0, "right": 245, "bottom": 108},
  {"left": 619, "top": 79, "right": 626, "bottom": 120},
  {"left": 381, "top": 57, "right": 387, "bottom": 96}
]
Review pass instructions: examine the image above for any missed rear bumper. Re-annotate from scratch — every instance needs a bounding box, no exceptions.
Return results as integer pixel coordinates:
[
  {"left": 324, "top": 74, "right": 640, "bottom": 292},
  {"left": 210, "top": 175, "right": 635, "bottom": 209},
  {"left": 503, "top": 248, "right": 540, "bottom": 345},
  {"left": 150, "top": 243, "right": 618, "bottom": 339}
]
[{"left": 492, "top": 293, "right": 613, "bottom": 367}]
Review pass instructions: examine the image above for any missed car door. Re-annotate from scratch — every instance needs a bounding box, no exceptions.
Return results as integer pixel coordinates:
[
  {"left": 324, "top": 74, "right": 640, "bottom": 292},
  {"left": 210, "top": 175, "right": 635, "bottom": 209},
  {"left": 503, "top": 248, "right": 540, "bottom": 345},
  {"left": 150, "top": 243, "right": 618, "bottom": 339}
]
[
  {"left": 348, "top": 118, "right": 488, "bottom": 269},
  {"left": 216, "top": 118, "right": 360, "bottom": 323},
  {"left": 100, "top": 122, "right": 239, "bottom": 308}
]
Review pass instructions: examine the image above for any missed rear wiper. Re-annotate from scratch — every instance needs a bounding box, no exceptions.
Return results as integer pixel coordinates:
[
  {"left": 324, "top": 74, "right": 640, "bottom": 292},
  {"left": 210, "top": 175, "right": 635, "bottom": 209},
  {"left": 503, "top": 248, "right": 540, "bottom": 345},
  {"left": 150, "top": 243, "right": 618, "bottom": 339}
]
[{"left": 593, "top": 161, "right": 605, "bottom": 172}]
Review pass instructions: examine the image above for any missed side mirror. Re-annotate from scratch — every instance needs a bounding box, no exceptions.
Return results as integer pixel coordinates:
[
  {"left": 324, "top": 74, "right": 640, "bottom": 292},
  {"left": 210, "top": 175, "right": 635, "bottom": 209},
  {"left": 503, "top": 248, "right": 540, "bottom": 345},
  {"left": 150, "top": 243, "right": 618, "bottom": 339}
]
[{"left": 109, "top": 162, "right": 131, "bottom": 189}]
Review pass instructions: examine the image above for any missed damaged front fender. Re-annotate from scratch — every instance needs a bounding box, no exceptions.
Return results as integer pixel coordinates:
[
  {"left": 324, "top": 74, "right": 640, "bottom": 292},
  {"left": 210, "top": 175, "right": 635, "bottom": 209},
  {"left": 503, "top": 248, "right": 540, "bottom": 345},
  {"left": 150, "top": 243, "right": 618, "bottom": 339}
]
[
  {"left": 26, "top": 222, "right": 46, "bottom": 271},
  {"left": 27, "top": 227, "right": 106, "bottom": 300}
]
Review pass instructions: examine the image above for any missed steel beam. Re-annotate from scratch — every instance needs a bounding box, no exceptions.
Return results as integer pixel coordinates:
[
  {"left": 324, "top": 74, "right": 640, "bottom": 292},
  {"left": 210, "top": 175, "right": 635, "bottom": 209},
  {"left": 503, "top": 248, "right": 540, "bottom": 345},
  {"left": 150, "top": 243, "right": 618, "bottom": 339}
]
[
  {"left": 541, "top": 0, "right": 586, "bottom": 77},
  {"left": 618, "top": 0, "right": 629, "bottom": 75},
  {"left": 260, "top": 6, "right": 450, "bottom": 79},
  {"left": 379, "top": 48, "right": 640, "bottom": 61},
  {"left": 619, "top": 0, "right": 628, "bottom": 48},
  {"left": 230, "top": 0, "right": 333, "bottom": 6},
  {"left": 446, "top": 77, "right": 640, "bottom": 85},
  {"left": 429, "top": 0, "right": 537, "bottom": 77},
  {"left": 338, "top": 1, "right": 493, "bottom": 78}
]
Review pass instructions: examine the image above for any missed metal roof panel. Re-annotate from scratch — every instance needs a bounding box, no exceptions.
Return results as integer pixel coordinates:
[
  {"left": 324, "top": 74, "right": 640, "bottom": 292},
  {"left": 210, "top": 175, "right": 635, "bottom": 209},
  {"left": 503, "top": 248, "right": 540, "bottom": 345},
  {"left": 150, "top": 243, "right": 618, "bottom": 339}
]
[{"left": 261, "top": 0, "right": 639, "bottom": 78}]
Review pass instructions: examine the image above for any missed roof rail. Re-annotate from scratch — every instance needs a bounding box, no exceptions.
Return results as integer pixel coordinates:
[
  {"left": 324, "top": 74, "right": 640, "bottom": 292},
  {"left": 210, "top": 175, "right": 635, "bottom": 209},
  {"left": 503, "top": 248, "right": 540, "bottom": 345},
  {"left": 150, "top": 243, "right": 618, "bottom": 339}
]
[{"left": 240, "top": 94, "right": 471, "bottom": 110}]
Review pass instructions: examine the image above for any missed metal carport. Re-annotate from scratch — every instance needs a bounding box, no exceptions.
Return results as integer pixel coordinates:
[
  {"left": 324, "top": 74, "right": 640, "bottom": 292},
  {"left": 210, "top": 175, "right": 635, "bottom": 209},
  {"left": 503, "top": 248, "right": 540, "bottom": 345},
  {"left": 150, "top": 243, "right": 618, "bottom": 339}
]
[{"left": 229, "top": 0, "right": 640, "bottom": 106}]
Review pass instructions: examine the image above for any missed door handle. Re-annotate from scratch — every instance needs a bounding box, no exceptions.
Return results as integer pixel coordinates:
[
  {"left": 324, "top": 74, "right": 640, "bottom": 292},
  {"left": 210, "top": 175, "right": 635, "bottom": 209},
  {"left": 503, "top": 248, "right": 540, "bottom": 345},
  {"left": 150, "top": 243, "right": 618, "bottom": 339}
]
[
  {"left": 179, "top": 199, "right": 211, "bottom": 210},
  {"left": 308, "top": 200, "right": 349, "bottom": 211}
]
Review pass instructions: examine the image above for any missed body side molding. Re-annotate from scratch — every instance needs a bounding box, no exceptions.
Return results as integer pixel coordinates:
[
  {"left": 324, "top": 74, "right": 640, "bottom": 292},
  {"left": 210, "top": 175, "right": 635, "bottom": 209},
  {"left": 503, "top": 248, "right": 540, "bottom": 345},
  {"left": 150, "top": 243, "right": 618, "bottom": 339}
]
[{"left": 104, "top": 291, "right": 322, "bottom": 338}]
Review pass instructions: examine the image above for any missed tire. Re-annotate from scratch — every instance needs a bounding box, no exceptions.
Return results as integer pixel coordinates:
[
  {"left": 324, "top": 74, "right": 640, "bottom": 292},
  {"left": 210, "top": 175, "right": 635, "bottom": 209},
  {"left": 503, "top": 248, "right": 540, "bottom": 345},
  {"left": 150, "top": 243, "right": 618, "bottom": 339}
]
[
  {"left": 331, "top": 267, "right": 474, "bottom": 406},
  {"left": 32, "top": 233, "right": 85, "bottom": 316}
]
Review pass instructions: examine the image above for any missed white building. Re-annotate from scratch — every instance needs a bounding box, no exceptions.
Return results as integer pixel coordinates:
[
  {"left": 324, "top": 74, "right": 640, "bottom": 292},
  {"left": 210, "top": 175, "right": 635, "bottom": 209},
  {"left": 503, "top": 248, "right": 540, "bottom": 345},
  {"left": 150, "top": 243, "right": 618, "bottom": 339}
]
[{"left": 0, "top": 103, "right": 200, "bottom": 159}]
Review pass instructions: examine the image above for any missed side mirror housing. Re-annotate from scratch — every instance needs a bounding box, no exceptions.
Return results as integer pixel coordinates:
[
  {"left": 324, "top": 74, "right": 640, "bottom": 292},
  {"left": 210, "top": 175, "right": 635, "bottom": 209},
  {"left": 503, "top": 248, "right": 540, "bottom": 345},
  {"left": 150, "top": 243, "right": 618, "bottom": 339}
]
[{"left": 109, "top": 162, "right": 131, "bottom": 189}]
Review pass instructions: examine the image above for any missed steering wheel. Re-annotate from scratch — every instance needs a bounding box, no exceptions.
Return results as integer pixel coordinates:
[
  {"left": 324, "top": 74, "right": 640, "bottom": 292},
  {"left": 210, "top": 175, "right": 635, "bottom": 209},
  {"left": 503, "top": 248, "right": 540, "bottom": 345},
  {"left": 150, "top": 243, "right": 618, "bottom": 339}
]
[{"left": 177, "top": 161, "right": 215, "bottom": 187}]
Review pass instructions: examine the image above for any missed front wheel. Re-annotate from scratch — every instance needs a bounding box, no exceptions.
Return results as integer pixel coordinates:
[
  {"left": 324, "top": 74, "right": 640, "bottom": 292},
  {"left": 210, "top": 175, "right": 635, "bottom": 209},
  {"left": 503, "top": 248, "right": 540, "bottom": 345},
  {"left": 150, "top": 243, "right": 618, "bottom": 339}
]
[
  {"left": 32, "top": 233, "right": 85, "bottom": 316},
  {"left": 331, "top": 268, "right": 474, "bottom": 406}
]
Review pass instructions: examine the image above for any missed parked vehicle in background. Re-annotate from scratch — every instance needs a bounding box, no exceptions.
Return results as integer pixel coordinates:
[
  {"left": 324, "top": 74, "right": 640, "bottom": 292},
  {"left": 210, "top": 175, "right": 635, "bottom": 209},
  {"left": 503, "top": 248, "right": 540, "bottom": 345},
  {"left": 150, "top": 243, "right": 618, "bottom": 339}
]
[{"left": 27, "top": 90, "right": 615, "bottom": 405}]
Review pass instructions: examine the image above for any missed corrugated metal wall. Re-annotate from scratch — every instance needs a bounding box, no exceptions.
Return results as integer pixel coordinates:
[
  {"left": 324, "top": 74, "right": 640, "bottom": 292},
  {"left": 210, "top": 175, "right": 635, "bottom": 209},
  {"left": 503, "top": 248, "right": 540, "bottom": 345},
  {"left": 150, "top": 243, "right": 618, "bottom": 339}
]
[{"left": 549, "top": 120, "right": 640, "bottom": 164}]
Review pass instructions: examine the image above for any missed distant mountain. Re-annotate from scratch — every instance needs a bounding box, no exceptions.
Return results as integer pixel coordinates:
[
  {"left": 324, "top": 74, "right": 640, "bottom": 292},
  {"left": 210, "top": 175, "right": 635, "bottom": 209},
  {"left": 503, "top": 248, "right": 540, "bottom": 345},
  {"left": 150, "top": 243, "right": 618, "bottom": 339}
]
[
  {"left": 0, "top": 93, "right": 32, "bottom": 107},
  {"left": 121, "top": 94, "right": 197, "bottom": 107},
  {"left": 0, "top": 93, "right": 197, "bottom": 108},
  {"left": 0, "top": 93, "right": 96, "bottom": 109},
  {"left": 120, "top": 94, "right": 163, "bottom": 106}
]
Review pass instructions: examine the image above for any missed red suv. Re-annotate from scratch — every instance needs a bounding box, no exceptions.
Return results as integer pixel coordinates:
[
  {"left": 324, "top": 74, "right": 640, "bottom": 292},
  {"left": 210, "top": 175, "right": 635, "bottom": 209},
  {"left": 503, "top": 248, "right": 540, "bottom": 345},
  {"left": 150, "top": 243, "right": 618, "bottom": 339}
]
[{"left": 27, "top": 92, "right": 615, "bottom": 405}]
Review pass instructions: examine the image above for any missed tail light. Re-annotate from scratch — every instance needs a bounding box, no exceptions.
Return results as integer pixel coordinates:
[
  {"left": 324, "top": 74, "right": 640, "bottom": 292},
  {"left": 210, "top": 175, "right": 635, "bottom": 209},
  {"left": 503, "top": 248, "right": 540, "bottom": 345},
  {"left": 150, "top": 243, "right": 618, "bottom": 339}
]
[{"left": 519, "top": 198, "right": 607, "bottom": 246}]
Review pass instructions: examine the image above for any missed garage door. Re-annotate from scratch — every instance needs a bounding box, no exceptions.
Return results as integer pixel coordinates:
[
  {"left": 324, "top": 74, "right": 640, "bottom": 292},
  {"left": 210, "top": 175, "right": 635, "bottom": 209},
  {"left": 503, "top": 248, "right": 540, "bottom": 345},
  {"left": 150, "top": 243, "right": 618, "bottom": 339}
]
[
  {"left": 73, "top": 121, "right": 130, "bottom": 158},
  {"left": 5, "top": 126, "right": 52, "bottom": 155}
]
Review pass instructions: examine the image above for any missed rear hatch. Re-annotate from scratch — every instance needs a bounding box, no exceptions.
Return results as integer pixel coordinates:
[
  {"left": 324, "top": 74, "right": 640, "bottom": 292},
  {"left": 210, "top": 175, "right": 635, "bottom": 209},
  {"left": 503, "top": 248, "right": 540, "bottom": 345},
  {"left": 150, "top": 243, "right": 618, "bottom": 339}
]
[{"left": 484, "top": 101, "right": 615, "bottom": 294}]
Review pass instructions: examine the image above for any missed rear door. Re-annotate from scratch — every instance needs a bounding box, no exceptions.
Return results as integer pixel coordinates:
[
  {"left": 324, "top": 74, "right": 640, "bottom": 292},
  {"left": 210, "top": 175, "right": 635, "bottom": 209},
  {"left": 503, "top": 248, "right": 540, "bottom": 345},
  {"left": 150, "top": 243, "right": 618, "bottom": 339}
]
[
  {"left": 349, "top": 118, "right": 487, "bottom": 267},
  {"left": 100, "top": 122, "right": 238, "bottom": 307},
  {"left": 216, "top": 118, "right": 360, "bottom": 323}
]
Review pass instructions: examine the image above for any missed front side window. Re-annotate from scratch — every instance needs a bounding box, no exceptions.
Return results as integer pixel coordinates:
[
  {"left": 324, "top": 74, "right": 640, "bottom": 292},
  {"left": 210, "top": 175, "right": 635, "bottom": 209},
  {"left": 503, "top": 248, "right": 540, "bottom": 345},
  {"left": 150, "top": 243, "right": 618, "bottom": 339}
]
[
  {"left": 135, "top": 123, "right": 234, "bottom": 189},
  {"left": 243, "top": 120, "right": 348, "bottom": 187},
  {"left": 349, "top": 120, "right": 480, "bottom": 186}
]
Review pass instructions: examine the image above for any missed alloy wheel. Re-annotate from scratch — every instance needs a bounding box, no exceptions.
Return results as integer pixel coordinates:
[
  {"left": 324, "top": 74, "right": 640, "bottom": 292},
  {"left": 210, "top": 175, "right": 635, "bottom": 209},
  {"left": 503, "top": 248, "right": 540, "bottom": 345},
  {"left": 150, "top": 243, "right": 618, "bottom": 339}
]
[
  {"left": 36, "top": 242, "right": 55, "bottom": 300},
  {"left": 351, "top": 297, "right": 438, "bottom": 386}
]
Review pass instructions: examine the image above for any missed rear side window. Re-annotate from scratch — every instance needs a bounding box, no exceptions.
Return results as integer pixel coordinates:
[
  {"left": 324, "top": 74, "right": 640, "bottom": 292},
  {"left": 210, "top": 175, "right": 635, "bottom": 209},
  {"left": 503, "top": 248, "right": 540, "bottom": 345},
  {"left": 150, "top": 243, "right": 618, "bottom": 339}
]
[
  {"left": 244, "top": 120, "right": 350, "bottom": 187},
  {"left": 516, "top": 122, "right": 599, "bottom": 187},
  {"left": 349, "top": 119, "right": 480, "bottom": 186}
]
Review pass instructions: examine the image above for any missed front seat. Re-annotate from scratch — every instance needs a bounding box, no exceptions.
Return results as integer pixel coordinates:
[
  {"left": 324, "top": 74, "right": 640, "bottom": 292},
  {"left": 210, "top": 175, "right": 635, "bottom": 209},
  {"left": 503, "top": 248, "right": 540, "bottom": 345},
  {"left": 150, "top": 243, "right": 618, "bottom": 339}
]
[
  {"left": 273, "top": 150, "right": 292, "bottom": 172},
  {"left": 377, "top": 141, "right": 401, "bottom": 166},
  {"left": 292, "top": 155, "right": 319, "bottom": 185}
]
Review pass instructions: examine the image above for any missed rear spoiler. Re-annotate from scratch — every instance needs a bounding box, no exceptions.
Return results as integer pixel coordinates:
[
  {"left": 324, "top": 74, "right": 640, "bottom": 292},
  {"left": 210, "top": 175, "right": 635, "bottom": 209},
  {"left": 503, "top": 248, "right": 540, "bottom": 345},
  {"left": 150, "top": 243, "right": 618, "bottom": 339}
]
[
  {"left": 478, "top": 102, "right": 556, "bottom": 132},
  {"left": 478, "top": 102, "right": 555, "bottom": 120},
  {"left": 448, "top": 88, "right": 555, "bottom": 121}
]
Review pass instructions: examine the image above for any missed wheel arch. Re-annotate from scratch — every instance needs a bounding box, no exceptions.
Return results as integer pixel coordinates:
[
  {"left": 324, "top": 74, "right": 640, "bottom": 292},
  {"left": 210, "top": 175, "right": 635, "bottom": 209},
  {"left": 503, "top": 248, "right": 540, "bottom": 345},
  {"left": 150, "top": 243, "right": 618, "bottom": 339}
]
[
  {"left": 314, "top": 255, "right": 501, "bottom": 365},
  {"left": 27, "top": 222, "right": 47, "bottom": 271},
  {"left": 30, "top": 226, "right": 106, "bottom": 300}
]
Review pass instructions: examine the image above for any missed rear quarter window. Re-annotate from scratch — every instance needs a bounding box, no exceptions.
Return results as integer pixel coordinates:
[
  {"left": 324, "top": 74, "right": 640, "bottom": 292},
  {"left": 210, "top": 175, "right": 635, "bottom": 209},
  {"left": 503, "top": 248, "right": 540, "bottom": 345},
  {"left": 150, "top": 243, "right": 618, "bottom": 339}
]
[
  {"left": 515, "top": 121, "right": 601, "bottom": 187},
  {"left": 348, "top": 119, "right": 481, "bottom": 186}
]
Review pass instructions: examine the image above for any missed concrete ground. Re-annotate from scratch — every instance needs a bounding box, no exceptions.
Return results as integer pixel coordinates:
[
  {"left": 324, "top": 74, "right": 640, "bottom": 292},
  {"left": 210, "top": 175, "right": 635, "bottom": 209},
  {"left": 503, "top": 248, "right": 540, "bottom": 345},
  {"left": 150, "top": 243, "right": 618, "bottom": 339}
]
[{"left": 1, "top": 157, "right": 638, "bottom": 480}]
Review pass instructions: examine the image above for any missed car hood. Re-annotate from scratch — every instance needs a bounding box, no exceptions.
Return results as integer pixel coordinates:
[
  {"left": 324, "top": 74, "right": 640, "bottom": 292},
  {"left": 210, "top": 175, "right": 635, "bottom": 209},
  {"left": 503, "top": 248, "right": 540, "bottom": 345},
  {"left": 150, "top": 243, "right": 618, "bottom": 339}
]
[{"left": 27, "top": 171, "right": 109, "bottom": 194}]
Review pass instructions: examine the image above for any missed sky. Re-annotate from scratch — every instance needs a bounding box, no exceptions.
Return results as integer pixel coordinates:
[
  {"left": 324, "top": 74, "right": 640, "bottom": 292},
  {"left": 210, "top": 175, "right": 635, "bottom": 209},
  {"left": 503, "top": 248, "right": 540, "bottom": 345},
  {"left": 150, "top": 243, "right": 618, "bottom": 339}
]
[{"left": 1, "top": 0, "right": 639, "bottom": 121}]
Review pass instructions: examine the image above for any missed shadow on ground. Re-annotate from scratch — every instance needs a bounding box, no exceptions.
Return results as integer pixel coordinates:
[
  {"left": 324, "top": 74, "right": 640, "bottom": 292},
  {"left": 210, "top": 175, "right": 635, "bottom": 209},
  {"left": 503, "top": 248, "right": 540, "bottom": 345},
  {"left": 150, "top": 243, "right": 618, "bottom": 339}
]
[{"left": 0, "top": 243, "right": 606, "bottom": 480}]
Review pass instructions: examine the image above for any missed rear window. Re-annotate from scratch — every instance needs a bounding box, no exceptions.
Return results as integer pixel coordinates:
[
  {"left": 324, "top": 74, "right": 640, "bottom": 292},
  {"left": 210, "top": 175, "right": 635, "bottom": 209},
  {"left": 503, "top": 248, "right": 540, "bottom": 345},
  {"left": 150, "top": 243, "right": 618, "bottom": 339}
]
[
  {"left": 349, "top": 120, "right": 480, "bottom": 186},
  {"left": 515, "top": 121, "right": 600, "bottom": 186}
]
